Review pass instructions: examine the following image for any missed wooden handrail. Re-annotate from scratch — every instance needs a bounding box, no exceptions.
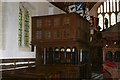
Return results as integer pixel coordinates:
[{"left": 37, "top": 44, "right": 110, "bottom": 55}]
[
  {"left": 1, "top": 58, "right": 35, "bottom": 63},
  {"left": 0, "top": 58, "right": 36, "bottom": 71}
]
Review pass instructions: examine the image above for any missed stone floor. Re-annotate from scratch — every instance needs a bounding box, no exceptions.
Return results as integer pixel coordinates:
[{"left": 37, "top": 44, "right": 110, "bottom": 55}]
[{"left": 91, "top": 72, "right": 103, "bottom": 80}]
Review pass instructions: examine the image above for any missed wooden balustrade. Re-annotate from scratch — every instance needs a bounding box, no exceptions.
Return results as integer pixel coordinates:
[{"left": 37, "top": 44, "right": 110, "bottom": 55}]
[{"left": 0, "top": 58, "right": 35, "bottom": 71}]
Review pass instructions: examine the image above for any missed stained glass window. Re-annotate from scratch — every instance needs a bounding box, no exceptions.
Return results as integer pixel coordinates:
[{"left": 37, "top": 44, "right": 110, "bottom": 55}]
[
  {"left": 18, "top": 8, "right": 22, "bottom": 46},
  {"left": 18, "top": 6, "right": 30, "bottom": 47},
  {"left": 24, "top": 8, "right": 29, "bottom": 47}
]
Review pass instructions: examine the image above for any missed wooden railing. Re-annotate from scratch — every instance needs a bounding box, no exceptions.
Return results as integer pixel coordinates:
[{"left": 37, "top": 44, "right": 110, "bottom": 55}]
[{"left": 0, "top": 58, "right": 35, "bottom": 71}]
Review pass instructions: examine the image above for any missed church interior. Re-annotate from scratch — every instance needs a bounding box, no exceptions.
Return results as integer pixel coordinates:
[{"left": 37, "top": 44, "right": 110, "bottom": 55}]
[{"left": 0, "top": 0, "right": 120, "bottom": 80}]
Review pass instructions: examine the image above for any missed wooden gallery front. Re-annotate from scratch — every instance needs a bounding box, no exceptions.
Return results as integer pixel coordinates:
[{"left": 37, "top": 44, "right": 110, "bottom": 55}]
[{"left": 32, "top": 13, "right": 91, "bottom": 78}]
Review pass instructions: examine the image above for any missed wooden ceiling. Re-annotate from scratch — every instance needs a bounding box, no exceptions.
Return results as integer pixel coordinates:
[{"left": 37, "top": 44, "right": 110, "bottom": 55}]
[{"left": 50, "top": 2, "right": 97, "bottom": 13}]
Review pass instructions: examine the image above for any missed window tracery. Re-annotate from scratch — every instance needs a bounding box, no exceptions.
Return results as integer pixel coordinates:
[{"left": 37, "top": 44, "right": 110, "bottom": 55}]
[
  {"left": 18, "top": 6, "right": 30, "bottom": 47},
  {"left": 97, "top": 0, "right": 120, "bottom": 31}
]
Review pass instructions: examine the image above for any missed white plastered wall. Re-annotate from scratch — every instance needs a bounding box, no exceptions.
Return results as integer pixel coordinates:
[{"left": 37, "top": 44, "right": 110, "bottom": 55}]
[
  {"left": 0, "top": 1, "right": 2, "bottom": 51},
  {"left": 0, "top": 2, "right": 65, "bottom": 59}
]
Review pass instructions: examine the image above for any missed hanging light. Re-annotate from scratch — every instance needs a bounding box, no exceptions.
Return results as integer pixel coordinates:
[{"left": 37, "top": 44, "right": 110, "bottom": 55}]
[
  {"left": 114, "top": 41, "right": 116, "bottom": 45},
  {"left": 105, "top": 44, "right": 108, "bottom": 48}
]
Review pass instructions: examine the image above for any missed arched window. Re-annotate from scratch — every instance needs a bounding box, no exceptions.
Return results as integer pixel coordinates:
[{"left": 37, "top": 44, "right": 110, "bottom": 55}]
[
  {"left": 100, "top": 5, "right": 103, "bottom": 13},
  {"left": 97, "top": 0, "right": 119, "bottom": 31},
  {"left": 117, "top": 0, "right": 119, "bottom": 12},
  {"left": 66, "top": 47, "right": 71, "bottom": 64},
  {"left": 54, "top": 47, "right": 60, "bottom": 64},
  {"left": 24, "top": 8, "right": 29, "bottom": 47},
  {"left": 113, "top": 0, "right": 116, "bottom": 12},
  {"left": 98, "top": 14, "right": 103, "bottom": 30},
  {"left": 18, "top": 6, "right": 30, "bottom": 48},
  {"left": 55, "top": 47, "right": 59, "bottom": 51},
  {"left": 97, "top": 7, "right": 100, "bottom": 13},
  {"left": 60, "top": 47, "right": 65, "bottom": 64},
  {"left": 72, "top": 47, "right": 78, "bottom": 64},
  {"left": 107, "top": 0, "right": 109, "bottom": 12},
  {"left": 66, "top": 48, "right": 71, "bottom": 52},
  {"left": 110, "top": 0, "right": 113, "bottom": 12},
  {"left": 60, "top": 48, "right": 65, "bottom": 52},
  {"left": 18, "top": 8, "right": 22, "bottom": 46},
  {"left": 104, "top": 13, "right": 110, "bottom": 28},
  {"left": 111, "top": 13, "right": 116, "bottom": 25},
  {"left": 72, "top": 47, "right": 77, "bottom": 52},
  {"left": 117, "top": 12, "right": 120, "bottom": 22},
  {"left": 104, "top": 2, "right": 107, "bottom": 13},
  {"left": 46, "top": 47, "right": 53, "bottom": 64},
  {"left": 72, "top": 48, "right": 75, "bottom": 52}
]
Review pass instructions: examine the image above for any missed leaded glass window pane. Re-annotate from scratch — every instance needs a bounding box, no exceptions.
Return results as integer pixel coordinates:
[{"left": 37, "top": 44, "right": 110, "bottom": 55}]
[
  {"left": 24, "top": 8, "right": 29, "bottom": 47},
  {"left": 18, "top": 8, "right": 22, "bottom": 46}
]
